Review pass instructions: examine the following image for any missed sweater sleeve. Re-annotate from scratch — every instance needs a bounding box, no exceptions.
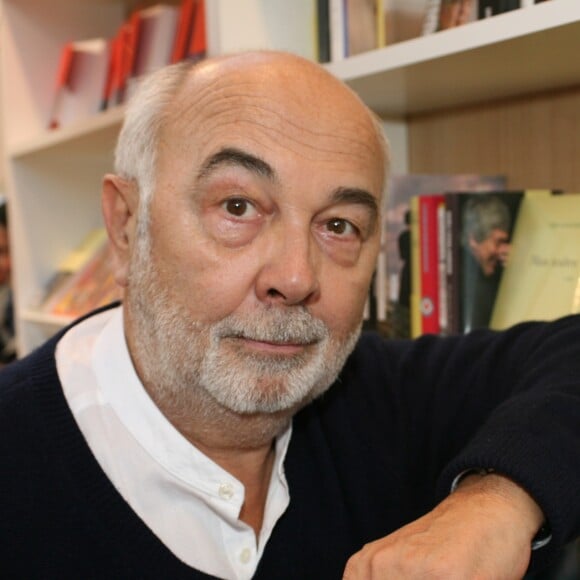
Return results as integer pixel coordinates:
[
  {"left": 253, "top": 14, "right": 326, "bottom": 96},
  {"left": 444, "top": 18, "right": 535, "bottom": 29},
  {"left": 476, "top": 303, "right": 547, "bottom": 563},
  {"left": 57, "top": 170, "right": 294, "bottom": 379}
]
[{"left": 393, "top": 314, "right": 580, "bottom": 568}]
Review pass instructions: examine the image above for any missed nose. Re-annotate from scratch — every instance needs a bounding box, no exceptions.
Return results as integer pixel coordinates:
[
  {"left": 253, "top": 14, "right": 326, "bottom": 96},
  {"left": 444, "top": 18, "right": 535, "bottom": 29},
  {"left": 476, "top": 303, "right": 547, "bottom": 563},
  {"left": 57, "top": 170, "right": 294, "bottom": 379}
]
[{"left": 256, "top": 225, "right": 320, "bottom": 307}]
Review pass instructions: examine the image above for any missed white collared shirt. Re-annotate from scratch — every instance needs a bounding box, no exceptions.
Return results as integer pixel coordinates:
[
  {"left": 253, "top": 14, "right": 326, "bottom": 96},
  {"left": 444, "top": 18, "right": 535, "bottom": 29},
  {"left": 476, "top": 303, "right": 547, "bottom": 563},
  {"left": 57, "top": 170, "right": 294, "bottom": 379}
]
[{"left": 56, "top": 306, "right": 291, "bottom": 580}]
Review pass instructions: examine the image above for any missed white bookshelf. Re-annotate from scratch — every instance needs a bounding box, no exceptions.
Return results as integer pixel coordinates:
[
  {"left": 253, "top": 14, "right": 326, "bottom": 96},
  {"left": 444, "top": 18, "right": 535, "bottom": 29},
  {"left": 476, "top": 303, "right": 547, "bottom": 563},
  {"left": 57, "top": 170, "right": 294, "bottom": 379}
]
[
  {"left": 0, "top": 0, "right": 318, "bottom": 355},
  {"left": 327, "top": 0, "right": 580, "bottom": 117},
  {"left": 1, "top": 0, "right": 579, "bottom": 355}
]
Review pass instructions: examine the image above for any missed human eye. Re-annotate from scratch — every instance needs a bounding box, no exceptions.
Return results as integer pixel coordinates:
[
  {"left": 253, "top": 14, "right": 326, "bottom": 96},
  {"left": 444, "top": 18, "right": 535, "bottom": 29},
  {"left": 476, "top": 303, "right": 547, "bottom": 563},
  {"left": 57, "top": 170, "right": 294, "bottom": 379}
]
[
  {"left": 221, "top": 197, "right": 259, "bottom": 219},
  {"left": 325, "top": 217, "right": 359, "bottom": 238}
]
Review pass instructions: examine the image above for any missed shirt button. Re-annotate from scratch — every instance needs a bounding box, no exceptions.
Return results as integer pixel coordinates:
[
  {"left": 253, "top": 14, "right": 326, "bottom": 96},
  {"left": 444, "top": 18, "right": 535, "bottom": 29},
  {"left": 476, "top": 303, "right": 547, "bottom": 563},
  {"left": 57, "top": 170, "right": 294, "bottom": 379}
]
[
  {"left": 218, "top": 482, "right": 234, "bottom": 500},
  {"left": 239, "top": 547, "right": 252, "bottom": 564}
]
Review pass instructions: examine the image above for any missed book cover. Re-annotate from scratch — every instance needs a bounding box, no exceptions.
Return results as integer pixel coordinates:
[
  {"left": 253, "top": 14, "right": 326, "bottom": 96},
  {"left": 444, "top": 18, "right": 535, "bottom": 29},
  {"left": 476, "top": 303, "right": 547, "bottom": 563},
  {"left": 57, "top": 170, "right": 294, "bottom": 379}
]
[
  {"left": 133, "top": 4, "right": 179, "bottom": 78},
  {"left": 490, "top": 192, "right": 580, "bottom": 330},
  {"left": 42, "top": 237, "right": 123, "bottom": 319},
  {"left": 39, "top": 229, "right": 109, "bottom": 310},
  {"left": 112, "top": 13, "right": 142, "bottom": 106},
  {"left": 383, "top": 174, "right": 506, "bottom": 338},
  {"left": 445, "top": 191, "right": 527, "bottom": 334},
  {"left": 187, "top": 0, "right": 206, "bottom": 61},
  {"left": 418, "top": 194, "right": 445, "bottom": 335},
  {"left": 49, "top": 39, "right": 111, "bottom": 129},
  {"left": 171, "top": 0, "right": 196, "bottom": 64}
]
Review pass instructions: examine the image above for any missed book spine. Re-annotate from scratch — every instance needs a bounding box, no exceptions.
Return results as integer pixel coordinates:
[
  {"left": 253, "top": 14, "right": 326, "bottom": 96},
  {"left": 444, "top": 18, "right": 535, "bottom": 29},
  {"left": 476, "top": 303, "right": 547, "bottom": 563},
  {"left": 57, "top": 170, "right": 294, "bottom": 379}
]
[
  {"left": 410, "top": 195, "right": 422, "bottom": 337},
  {"left": 49, "top": 42, "right": 74, "bottom": 129},
  {"left": 444, "top": 193, "right": 462, "bottom": 334},
  {"left": 329, "top": 0, "right": 346, "bottom": 61},
  {"left": 437, "top": 201, "right": 448, "bottom": 333},
  {"left": 317, "top": 0, "right": 331, "bottom": 63},
  {"left": 172, "top": 0, "right": 196, "bottom": 64},
  {"left": 422, "top": 0, "right": 442, "bottom": 35},
  {"left": 188, "top": 0, "right": 206, "bottom": 61},
  {"left": 419, "top": 195, "right": 445, "bottom": 335}
]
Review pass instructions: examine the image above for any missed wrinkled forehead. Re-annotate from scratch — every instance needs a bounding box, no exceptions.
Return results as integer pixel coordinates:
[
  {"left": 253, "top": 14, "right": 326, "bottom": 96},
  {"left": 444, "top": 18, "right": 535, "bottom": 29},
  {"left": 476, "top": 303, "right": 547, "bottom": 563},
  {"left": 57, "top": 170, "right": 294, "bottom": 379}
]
[{"left": 159, "top": 58, "right": 386, "bottom": 187}]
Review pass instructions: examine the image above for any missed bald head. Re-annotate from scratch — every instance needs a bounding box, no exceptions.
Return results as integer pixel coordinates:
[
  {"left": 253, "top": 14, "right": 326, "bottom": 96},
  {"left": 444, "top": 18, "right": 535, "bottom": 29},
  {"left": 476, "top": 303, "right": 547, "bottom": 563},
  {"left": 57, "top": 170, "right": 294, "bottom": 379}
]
[{"left": 114, "top": 51, "right": 389, "bottom": 213}]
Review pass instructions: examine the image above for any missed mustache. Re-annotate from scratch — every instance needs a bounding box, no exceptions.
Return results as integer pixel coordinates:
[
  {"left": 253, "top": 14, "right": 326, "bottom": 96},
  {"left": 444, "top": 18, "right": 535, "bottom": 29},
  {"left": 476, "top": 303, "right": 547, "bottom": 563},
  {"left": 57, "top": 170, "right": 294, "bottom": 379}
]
[{"left": 211, "top": 308, "right": 329, "bottom": 345}]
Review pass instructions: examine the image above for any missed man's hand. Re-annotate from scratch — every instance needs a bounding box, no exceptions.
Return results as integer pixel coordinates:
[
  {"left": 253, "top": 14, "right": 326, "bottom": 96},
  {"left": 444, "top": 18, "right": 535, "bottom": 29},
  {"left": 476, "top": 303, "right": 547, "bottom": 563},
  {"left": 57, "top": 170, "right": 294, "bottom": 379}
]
[{"left": 343, "top": 473, "right": 544, "bottom": 579}]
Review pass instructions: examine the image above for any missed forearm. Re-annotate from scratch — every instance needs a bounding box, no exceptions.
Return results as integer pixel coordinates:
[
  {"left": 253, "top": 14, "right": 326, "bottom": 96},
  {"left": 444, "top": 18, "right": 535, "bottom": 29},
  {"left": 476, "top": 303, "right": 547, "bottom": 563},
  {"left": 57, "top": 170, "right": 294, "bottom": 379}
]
[
  {"left": 343, "top": 473, "right": 544, "bottom": 579},
  {"left": 455, "top": 472, "right": 546, "bottom": 550}
]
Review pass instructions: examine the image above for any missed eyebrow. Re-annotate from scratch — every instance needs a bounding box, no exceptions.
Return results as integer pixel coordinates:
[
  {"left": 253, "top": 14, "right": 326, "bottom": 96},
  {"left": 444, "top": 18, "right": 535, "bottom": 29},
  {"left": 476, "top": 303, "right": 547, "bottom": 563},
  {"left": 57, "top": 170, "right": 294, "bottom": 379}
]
[
  {"left": 197, "top": 147, "right": 276, "bottom": 181},
  {"left": 197, "top": 147, "right": 379, "bottom": 229},
  {"left": 331, "top": 187, "right": 380, "bottom": 231}
]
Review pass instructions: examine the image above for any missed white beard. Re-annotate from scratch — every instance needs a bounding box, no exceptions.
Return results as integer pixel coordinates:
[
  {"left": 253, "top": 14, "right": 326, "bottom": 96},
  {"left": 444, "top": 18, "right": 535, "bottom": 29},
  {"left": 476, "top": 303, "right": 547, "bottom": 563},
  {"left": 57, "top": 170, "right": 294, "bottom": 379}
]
[{"left": 126, "top": 234, "right": 362, "bottom": 416}]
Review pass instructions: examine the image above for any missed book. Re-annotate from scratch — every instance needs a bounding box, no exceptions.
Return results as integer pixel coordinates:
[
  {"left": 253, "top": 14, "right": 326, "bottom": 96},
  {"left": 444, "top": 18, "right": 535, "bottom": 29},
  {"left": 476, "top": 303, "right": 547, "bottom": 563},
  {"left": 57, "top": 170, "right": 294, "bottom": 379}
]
[
  {"left": 317, "top": 0, "right": 331, "bottom": 62},
  {"left": 38, "top": 229, "right": 108, "bottom": 307},
  {"left": 417, "top": 194, "right": 445, "bottom": 335},
  {"left": 490, "top": 192, "right": 580, "bottom": 330},
  {"left": 171, "top": 0, "right": 196, "bottom": 64},
  {"left": 187, "top": 0, "right": 206, "bottom": 61},
  {"left": 478, "top": 0, "right": 519, "bottom": 18},
  {"left": 435, "top": 0, "right": 478, "bottom": 31},
  {"left": 132, "top": 4, "right": 179, "bottom": 78},
  {"left": 49, "top": 38, "right": 111, "bottom": 129},
  {"left": 110, "top": 14, "right": 142, "bottom": 106},
  {"left": 444, "top": 191, "right": 527, "bottom": 334},
  {"left": 329, "top": 0, "right": 347, "bottom": 61},
  {"left": 383, "top": 174, "right": 506, "bottom": 338},
  {"left": 409, "top": 195, "right": 421, "bottom": 337},
  {"left": 422, "top": 0, "right": 442, "bottom": 35},
  {"left": 345, "top": 0, "right": 379, "bottom": 56},
  {"left": 382, "top": 0, "right": 430, "bottom": 45},
  {"left": 41, "top": 232, "right": 122, "bottom": 319}
]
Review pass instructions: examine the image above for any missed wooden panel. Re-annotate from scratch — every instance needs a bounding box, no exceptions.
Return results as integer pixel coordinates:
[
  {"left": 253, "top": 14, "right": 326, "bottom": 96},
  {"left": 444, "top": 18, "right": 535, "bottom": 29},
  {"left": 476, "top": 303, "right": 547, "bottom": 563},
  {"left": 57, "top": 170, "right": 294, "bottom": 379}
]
[{"left": 407, "top": 86, "right": 580, "bottom": 192}]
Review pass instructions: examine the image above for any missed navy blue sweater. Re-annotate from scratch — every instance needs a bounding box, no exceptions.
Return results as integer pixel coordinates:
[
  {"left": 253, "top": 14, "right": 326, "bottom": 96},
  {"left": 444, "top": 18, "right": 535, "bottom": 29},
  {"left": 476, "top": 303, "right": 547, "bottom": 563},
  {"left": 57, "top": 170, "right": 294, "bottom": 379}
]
[{"left": 1, "top": 309, "right": 579, "bottom": 578}]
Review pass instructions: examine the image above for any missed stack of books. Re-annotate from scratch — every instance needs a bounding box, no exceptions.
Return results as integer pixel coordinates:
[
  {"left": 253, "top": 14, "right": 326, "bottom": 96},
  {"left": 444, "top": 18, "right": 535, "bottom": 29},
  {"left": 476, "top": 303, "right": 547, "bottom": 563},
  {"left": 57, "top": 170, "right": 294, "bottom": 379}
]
[{"left": 376, "top": 175, "right": 580, "bottom": 338}]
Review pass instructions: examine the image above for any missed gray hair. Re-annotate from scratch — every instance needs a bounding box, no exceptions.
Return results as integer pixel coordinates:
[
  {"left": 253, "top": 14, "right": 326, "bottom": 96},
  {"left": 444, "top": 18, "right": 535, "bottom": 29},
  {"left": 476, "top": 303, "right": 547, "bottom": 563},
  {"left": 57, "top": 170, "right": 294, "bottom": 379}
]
[
  {"left": 462, "top": 195, "right": 511, "bottom": 245},
  {"left": 114, "top": 61, "right": 194, "bottom": 237}
]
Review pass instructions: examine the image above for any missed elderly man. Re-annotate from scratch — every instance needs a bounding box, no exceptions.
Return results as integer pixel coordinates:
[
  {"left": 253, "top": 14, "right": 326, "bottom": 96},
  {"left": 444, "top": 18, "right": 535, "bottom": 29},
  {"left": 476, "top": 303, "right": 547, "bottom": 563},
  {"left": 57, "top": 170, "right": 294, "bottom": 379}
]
[{"left": 1, "top": 51, "right": 578, "bottom": 579}]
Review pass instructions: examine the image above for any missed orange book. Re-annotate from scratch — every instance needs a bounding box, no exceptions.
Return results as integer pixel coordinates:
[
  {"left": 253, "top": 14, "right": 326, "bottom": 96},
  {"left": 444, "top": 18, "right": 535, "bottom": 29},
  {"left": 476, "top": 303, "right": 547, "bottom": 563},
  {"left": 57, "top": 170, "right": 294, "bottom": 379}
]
[
  {"left": 171, "top": 0, "right": 196, "bottom": 63},
  {"left": 100, "top": 38, "right": 117, "bottom": 110},
  {"left": 117, "top": 12, "right": 142, "bottom": 103},
  {"left": 49, "top": 43, "right": 75, "bottom": 129},
  {"left": 188, "top": 0, "right": 206, "bottom": 61}
]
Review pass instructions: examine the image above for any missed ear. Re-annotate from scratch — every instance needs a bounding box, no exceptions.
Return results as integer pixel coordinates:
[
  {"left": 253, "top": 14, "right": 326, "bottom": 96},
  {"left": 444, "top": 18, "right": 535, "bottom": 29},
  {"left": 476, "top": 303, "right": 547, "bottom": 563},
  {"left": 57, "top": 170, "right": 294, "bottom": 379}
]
[{"left": 102, "top": 174, "right": 140, "bottom": 288}]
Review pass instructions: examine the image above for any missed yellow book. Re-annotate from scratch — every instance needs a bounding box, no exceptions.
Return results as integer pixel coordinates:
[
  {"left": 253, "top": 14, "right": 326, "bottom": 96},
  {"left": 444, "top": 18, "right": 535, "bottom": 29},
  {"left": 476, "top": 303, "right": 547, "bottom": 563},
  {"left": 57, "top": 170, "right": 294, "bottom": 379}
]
[
  {"left": 58, "top": 228, "right": 108, "bottom": 272},
  {"left": 409, "top": 195, "right": 422, "bottom": 337},
  {"left": 490, "top": 192, "right": 580, "bottom": 330}
]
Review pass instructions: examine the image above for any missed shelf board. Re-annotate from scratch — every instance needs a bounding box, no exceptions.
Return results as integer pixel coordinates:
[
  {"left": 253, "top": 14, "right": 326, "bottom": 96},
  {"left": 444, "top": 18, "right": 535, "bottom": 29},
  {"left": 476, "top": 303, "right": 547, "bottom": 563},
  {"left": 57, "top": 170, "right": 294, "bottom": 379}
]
[
  {"left": 326, "top": 0, "right": 580, "bottom": 117},
  {"left": 8, "top": 106, "right": 125, "bottom": 159},
  {"left": 20, "top": 308, "right": 72, "bottom": 328}
]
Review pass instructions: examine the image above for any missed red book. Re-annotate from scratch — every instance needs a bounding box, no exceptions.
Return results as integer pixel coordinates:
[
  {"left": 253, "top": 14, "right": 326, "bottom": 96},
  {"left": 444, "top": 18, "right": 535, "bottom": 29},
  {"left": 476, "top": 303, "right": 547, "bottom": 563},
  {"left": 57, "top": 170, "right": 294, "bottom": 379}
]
[
  {"left": 100, "top": 38, "right": 117, "bottom": 110},
  {"left": 104, "top": 33, "right": 124, "bottom": 107},
  {"left": 188, "top": 0, "right": 206, "bottom": 61},
  {"left": 49, "top": 43, "right": 75, "bottom": 129},
  {"left": 171, "top": 0, "right": 196, "bottom": 63},
  {"left": 418, "top": 194, "right": 445, "bottom": 335},
  {"left": 118, "top": 12, "right": 142, "bottom": 101}
]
